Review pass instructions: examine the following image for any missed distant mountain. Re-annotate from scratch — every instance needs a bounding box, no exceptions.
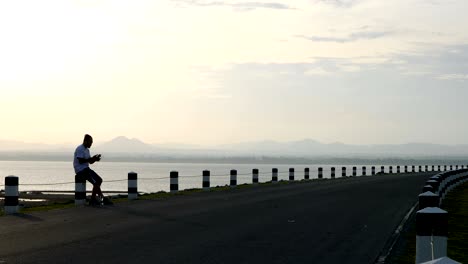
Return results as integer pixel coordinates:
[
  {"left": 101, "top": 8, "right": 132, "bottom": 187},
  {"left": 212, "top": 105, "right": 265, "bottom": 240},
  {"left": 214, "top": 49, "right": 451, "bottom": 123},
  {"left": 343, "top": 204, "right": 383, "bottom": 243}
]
[
  {"left": 94, "top": 136, "right": 155, "bottom": 153},
  {"left": 2, "top": 137, "right": 468, "bottom": 157},
  {"left": 219, "top": 139, "right": 468, "bottom": 157}
]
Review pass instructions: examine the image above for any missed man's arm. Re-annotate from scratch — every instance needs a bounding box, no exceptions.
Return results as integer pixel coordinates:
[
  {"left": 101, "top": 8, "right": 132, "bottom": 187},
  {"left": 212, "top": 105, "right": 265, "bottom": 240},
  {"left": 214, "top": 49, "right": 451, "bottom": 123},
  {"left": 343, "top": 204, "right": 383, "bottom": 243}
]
[{"left": 77, "top": 154, "right": 101, "bottom": 164}]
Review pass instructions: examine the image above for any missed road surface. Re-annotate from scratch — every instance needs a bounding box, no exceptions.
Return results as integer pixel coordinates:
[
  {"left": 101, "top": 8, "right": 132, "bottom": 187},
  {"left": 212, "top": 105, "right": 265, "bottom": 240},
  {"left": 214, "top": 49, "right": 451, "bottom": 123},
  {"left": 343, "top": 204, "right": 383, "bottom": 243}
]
[{"left": 0, "top": 173, "right": 433, "bottom": 264}]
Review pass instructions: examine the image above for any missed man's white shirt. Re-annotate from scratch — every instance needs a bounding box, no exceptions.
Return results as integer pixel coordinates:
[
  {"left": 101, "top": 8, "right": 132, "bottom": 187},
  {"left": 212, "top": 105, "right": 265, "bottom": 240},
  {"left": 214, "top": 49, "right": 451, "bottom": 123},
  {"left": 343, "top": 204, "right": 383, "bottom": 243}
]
[{"left": 74, "top": 144, "right": 91, "bottom": 174}]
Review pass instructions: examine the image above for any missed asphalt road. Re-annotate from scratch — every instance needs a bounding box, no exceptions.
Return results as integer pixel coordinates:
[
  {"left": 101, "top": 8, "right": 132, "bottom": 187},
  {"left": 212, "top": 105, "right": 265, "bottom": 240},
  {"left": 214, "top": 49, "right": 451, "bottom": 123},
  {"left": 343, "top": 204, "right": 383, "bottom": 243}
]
[{"left": 0, "top": 172, "right": 433, "bottom": 264}]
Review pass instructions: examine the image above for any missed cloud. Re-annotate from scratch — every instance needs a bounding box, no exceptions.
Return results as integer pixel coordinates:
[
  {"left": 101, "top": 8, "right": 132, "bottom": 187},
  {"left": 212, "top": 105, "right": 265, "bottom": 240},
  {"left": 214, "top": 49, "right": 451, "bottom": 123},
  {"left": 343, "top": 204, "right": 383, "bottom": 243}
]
[
  {"left": 296, "top": 31, "right": 392, "bottom": 43},
  {"left": 313, "top": 0, "right": 361, "bottom": 8},
  {"left": 436, "top": 74, "right": 468, "bottom": 81},
  {"left": 172, "top": 0, "right": 294, "bottom": 11}
]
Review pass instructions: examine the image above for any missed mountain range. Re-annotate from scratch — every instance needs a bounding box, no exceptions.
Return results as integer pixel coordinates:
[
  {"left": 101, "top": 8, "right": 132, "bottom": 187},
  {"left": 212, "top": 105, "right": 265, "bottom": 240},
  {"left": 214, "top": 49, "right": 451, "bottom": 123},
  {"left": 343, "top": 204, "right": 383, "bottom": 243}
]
[{"left": 1, "top": 136, "right": 468, "bottom": 157}]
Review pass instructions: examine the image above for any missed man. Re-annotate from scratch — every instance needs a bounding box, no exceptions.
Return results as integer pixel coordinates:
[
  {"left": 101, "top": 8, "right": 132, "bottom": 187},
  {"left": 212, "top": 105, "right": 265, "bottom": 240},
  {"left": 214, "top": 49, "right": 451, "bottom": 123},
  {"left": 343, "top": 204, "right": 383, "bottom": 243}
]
[{"left": 73, "top": 134, "right": 112, "bottom": 205}]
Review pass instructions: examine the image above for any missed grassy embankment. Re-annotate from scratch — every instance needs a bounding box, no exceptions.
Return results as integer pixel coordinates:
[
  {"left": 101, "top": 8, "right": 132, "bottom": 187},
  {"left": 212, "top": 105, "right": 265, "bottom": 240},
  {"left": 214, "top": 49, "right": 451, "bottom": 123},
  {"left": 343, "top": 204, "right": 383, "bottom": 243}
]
[{"left": 390, "top": 182, "right": 468, "bottom": 263}]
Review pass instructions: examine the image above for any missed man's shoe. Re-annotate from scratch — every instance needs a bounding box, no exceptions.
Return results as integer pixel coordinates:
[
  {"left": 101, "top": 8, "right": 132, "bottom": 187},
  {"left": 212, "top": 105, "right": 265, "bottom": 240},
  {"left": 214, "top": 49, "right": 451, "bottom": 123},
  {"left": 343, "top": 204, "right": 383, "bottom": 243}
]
[
  {"left": 103, "top": 197, "right": 113, "bottom": 205},
  {"left": 89, "top": 198, "right": 101, "bottom": 206}
]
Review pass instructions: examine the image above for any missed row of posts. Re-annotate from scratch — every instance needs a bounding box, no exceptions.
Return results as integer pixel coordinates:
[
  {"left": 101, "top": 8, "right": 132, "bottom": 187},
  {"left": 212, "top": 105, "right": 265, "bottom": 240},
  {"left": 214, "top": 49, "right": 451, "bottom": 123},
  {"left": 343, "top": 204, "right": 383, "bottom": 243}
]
[
  {"left": 75, "top": 164, "right": 467, "bottom": 206},
  {"left": 416, "top": 169, "right": 468, "bottom": 264},
  {"left": 2, "top": 165, "right": 466, "bottom": 214}
]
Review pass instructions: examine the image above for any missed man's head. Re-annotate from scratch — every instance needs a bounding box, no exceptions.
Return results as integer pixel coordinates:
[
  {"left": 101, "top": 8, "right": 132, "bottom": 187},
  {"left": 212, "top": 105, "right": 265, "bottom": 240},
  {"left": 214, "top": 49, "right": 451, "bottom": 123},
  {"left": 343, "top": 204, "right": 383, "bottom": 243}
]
[{"left": 83, "top": 134, "right": 93, "bottom": 148}]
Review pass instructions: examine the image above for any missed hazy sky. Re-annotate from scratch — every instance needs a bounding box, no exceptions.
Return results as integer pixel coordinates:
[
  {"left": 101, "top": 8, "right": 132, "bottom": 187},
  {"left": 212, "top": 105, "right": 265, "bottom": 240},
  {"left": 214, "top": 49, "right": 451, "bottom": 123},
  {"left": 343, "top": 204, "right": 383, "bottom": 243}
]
[{"left": 1, "top": 0, "right": 468, "bottom": 146}]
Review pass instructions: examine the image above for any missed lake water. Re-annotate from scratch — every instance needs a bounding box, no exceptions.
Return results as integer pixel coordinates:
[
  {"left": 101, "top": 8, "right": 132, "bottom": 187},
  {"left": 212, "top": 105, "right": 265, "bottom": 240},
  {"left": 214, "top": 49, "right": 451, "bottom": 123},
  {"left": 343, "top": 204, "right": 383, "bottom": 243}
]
[{"left": 0, "top": 161, "right": 445, "bottom": 193}]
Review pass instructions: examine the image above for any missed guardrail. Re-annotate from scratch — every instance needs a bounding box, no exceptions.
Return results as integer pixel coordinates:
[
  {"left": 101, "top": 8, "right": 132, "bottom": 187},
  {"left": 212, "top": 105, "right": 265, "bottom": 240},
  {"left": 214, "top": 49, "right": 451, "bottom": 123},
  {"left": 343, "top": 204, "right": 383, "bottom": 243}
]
[{"left": 416, "top": 169, "right": 468, "bottom": 264}]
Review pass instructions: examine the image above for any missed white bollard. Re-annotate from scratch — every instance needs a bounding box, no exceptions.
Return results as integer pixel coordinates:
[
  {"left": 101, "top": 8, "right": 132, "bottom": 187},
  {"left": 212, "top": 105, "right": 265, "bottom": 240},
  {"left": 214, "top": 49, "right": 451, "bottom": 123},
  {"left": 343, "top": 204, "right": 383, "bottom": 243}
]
[
  {"left": 304, "top": 168, "right": 310, "bottom": 180},
  {"left": 420, "top": 257, "right": 461, "bottom": 264},
  {"left": 418, "top": 191, "right": 439, "bottom": 210},
  {"left": 5, "top": 176, "right": 19, "bottom": 214},
  {"left": 170, "top": 171, "right": 179, "bottom": 193},
  {"left": 289, "top": 168, "right": 295, "bottom": 181},
  {"left": 75, "top": 174, "right": 86, "bottom": 206},
  {"left": 416, "top": 207, "right": 448, "bottom": 264},
  {"left": 230, "top": 169, "right": 237, "bottom": 187},
  {"left": 272, "top": 168, "right": 278, "bottom": 182},
  {"left": 252, "top": 168, "right": 259, "bottom": 184},
  {"left": 203, "top": 170, "right": 210, "bottom": 191},
  {"left": 128, "top": 172, "right": 138, "bottom": 200}
]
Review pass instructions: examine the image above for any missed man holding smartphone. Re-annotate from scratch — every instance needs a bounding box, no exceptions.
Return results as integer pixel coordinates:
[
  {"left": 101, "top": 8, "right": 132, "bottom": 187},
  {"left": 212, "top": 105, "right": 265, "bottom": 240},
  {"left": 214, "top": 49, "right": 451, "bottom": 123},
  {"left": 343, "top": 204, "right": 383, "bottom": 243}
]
[{"left": 73, "top": 134, "right": 112, "bottom": 205}]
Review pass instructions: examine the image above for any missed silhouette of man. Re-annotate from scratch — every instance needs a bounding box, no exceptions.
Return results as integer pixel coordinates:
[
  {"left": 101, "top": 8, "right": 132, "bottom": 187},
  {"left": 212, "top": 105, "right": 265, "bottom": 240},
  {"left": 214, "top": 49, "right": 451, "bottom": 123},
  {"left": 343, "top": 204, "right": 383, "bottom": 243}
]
[{"left": 74, "top": 134, "right": 112, "bottom": 205}]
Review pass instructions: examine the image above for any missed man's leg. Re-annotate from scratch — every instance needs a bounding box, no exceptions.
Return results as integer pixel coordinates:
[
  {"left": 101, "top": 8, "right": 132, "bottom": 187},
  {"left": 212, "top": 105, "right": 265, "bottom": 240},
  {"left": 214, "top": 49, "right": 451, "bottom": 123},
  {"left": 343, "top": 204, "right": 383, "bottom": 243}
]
[{"left": 88, "top": 169, "right": 103, "bottom": 202}]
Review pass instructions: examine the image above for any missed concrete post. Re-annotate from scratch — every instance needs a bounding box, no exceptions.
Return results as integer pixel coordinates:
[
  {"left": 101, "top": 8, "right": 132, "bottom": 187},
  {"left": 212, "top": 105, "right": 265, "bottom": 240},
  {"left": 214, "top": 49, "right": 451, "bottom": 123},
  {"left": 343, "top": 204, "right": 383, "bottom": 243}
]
[
  {"left": 415, "top": 207, "right": 448, "bottom": 264},
  {"left": 362, "top": 166, "right": 366, "bottom": 176},
  {"left": 170, "top": 171, "right": 179, "bottom": 192},
  {"left": 389, "top": 166, "right": 393, "bottom": 174},
  {"left": 318, "top": 167, "right": 323, "bottom": 179},
  {"left": 203, "top": 170, "right": 210, "bottom": 191},
  {"left": 5, "top": 176, "right": 19, "bottom": 214},
  {"left": 397, "top": 166, "right": 401, "bottom": 174},
  {"left": 438, "top": 165, "right": 441, "bottom": 171},
  {"left": 405, "top": 165, "right": 408, "bottom": 173},
  {"left": 372, "top": 166, "right": 376, "bottom": 175},
  {"left": 128, "top": 172, "right": 138, "bottom": 200},
  {"left": 420, "top": 257, "right": 461, "bottom": 264},
  {"left": 304, "top": 168, "right": 309, "bottom": 180},
  {"left": 253, "top": 169, "right": 259, "bottom": 184},
  {"left": 422, "top": 185, "right": 434, "bottom": 193},
  {"left": 432, "top": 165, "right": 435, "bottom": 171},
  {"left": 425, "top": 165, "right": 428, "bottom": 172},
  {"left": 419, "top": 165, "right": 422, "bottom": 172},
  {"left": 230, "top": 169, "right": 237, "bottom": 187},
  {"left": 342, "top": 167, "right": 346, "bottom": 177},
  {"left": 272, "top": 168, "right": 278, "bottom": 183},
  {"left": 426, "top": 180, "right": 440, "bottom": 195},
  {"left": 418, "top": 191, "right": 439, "bottom": 210},
  {"left": 74, "top": 174, "right": 86, "bottom": 206},
  {"left": 412, "top": 165, "right": 416, "bottom": 173},
  {"left": 331, "top": 167, "right": 336, "bottom": 178},
  {"left": 289, "top": 168, "right": 295, "bottom": 181},
  {"left": 381, "top": 166, "right": 385, "bottom": 174}
]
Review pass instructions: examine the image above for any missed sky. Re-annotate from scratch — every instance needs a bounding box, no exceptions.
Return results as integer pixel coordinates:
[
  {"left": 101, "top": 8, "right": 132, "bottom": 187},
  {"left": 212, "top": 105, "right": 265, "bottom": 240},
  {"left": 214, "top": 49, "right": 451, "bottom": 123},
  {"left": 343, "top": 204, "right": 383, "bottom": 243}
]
[{"left": 1, "top": 0, "right": 468, "bottom": 146}]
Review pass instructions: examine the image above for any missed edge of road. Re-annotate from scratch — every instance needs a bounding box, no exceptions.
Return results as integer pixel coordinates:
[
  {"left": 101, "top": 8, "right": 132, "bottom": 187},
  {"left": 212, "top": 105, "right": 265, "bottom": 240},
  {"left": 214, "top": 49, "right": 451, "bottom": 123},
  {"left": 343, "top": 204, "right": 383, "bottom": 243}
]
[{"left": 374, "top": 200, "right": 420, "bottom": 263}]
